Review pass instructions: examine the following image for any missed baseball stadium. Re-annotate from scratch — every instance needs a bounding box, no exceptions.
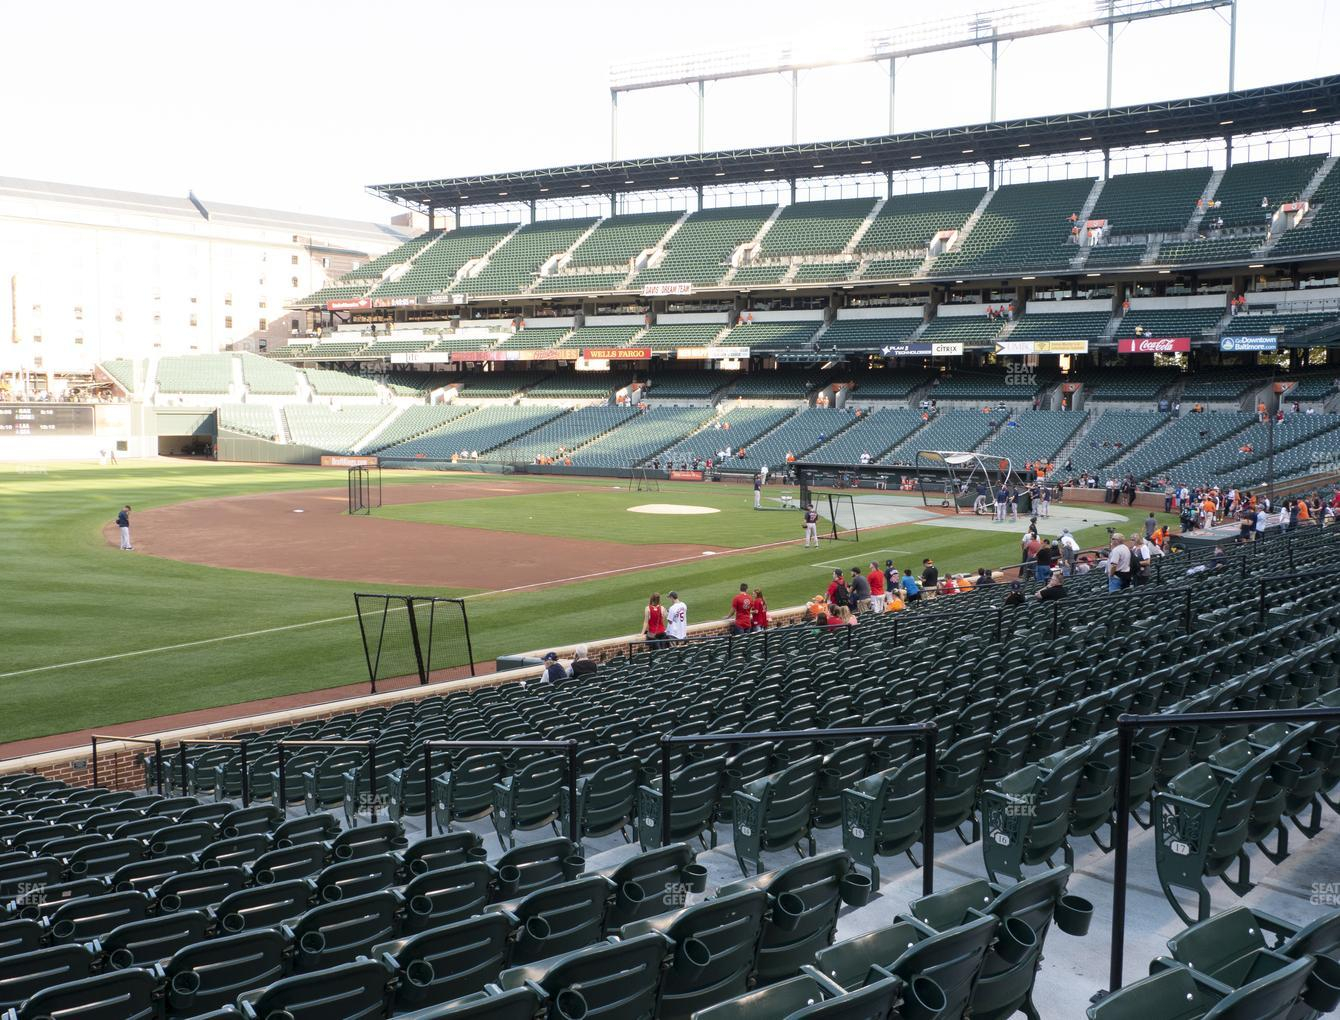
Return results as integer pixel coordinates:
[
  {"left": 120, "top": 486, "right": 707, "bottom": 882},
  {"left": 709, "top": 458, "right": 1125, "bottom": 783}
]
[{"left": 3, "top": 2, "right": 1340, "bottom": 1018}]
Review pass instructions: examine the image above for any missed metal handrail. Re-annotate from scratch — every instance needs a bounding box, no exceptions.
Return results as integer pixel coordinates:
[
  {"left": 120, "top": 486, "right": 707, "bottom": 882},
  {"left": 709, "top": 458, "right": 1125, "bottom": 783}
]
[
  {"left": 90, "top": 734, "right": 163, "bottom": 794},
  {"left": 660, "top": 723, "right": 939, "bottom": 895},
  {"left": 275, "top": 739, "right": 380, "bottom": 822},
  {"left": 176, "top": 738, "right": 254, "bottom": 807},
  {"left": 1107, "top": 705, "right": 1340, "bottom": 994},
  {"left": 420, "top": 739, "right": 580, "bottom": 842}
]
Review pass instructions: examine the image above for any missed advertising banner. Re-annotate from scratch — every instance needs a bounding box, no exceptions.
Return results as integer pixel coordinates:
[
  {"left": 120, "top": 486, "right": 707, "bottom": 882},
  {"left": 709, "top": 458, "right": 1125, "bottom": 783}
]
[
  {"left": 995, "top": 340, "right": 1089, "bottom": 355},
  {"left": 326, "top": 298, "right": 372, "bottom": 311},
  {"left": 1117, "top": 336, "right": 1192, "bottom": 354},
  {"left": 641, "top": 282, "right": 694, "bottom": 297},
  {"left": 581, "top": 347, "right": 651, "bottom": 360},
  {"left": 321, "top": 455, "right": 378, "bottom": 467},
  {"left": 668, "top": 470, "right": 705, "bottom": 481},
  {"left": 676, "top": 346, "right": 750, "bottom": 360},
  {"left": 1219, "top": 335, "right": 1278, "bottom": 352}
]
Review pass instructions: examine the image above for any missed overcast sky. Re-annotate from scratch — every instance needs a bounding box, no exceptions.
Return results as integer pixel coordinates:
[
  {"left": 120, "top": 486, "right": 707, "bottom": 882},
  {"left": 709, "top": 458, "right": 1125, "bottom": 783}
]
[{"left": 5, "top": 0, "right": 1336, "bottom": 222}]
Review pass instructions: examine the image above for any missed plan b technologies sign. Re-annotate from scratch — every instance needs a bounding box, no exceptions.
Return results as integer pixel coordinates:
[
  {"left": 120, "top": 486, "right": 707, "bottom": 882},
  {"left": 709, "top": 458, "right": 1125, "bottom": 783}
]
[{"left": 1219, "top": 335, "right": 1278, "bottom": 352}]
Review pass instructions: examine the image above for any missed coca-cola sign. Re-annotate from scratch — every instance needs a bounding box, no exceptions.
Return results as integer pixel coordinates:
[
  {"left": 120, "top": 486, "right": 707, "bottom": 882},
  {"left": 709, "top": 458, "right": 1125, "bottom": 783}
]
[{"left": 1117, "top": 336, "right": 1191, "bottom": 354}]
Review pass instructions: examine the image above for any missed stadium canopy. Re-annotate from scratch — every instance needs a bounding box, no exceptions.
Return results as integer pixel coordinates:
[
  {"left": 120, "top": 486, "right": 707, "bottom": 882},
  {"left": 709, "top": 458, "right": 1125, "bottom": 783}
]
[{"left": 368, "top": 76, "right": 1339, "bottom": 213}]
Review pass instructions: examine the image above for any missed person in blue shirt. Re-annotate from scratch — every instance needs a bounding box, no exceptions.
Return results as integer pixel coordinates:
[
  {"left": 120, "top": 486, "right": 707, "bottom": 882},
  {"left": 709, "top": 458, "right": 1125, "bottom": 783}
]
[
  {"left": 900, "top": 568, "right": 920, "bottom": 602},
  {"left": 116, "top": 505, "right": 133, "bottom": 550}
]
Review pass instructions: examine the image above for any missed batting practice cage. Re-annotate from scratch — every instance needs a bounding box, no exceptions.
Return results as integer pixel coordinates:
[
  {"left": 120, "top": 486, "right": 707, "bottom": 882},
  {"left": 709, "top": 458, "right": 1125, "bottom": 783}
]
[
  {"left": 347, "top": 465, "right": 382, "bottom": 515},
  {"left": 914, "top": 451, "right": 1023, "bottom": 514},
  {"left": 354, "top": 594, "right": 474, "bottom": 693}
]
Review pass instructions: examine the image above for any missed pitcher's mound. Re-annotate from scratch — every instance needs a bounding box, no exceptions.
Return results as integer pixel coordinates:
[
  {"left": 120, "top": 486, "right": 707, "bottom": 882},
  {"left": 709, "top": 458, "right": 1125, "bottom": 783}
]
[{"left": 628, "top": 503, "right": 720, "bottom": 515}]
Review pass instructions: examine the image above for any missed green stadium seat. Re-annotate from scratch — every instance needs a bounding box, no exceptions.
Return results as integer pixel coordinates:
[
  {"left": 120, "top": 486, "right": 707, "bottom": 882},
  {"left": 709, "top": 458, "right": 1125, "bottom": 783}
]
[
  {"left": 1091, "top": 166, "right": 1211, "bottom": 234},
  {"left": 235, "top": 959, "right": 392, "bottom": 1020},
  {"left": 490, "top": 754, "right": 566, "bottom": 849},
  {"left": 760, "top": 198, "right": 877, "bottom": 257},
  {"left": 375, "top": 912, "right": 513, "bottom": 1012},
  {"left": 1084, "top": 957, "right": 1315, "bottom": 1020},
  {"left": 635, "top": 205, "right": 777, "bottom": 287},
  {"left": 496, "top": 932, "right": 671, "bottom": 1020},
  {"left": 401, "top": 861, "right": 492, "bottom": 933},
  {"left": 935, "top": 178, "right": 1096, "bottom": 276},
  {"left": 857, "top": 187, "right": 985, "bottom": 254},
  {"left": 980, "top": 743, "right": 1089, "bottom": 884},
  {"left": 489, "top": 875, "right": 611, "bottom": 965}
]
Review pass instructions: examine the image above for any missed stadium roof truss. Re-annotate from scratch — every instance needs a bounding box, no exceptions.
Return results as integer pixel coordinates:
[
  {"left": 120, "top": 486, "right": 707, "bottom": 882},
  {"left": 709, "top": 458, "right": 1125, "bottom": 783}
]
[{"left": 369, "top": 76, "right": 1340, "bottom": 213}]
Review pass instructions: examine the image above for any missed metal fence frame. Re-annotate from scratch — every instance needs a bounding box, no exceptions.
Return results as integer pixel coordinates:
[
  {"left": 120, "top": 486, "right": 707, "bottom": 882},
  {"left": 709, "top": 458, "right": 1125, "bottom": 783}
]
[{"left": 420, "top": 739, "right": 580, "bottom": 842}]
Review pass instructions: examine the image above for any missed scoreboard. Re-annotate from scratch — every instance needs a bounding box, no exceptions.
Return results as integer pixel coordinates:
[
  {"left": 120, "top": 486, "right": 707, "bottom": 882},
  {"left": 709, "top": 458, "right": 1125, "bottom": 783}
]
[{"left": 0, "top": 404, "right": 96, "bottom": 436}]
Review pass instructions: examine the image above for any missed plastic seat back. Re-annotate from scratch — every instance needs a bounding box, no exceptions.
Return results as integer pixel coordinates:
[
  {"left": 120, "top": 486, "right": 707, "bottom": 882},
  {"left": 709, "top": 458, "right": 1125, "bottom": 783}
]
[
  {"left": 498, "top": 931, "right": 670, "bottom": 1020},
  {"left": 375, "top": 912, "right": 513, "bottom": 1011},
  {"left": 289, "top": 889, "right": 402, "bottom": 971},
  {"left": 235, "top": 958, "right": 391, "bottom": 1020},
  {"left": 163, "top": 928, "right": 289, "bottom": 1017},
  {"left": 402, "top": 862, "right": 492, "bottom": 934}
]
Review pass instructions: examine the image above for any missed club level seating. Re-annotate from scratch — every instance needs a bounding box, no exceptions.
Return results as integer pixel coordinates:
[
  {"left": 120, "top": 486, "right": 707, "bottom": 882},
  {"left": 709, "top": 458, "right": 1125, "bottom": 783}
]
[
  {"left": 1080, "top": 368, "right": 1179, "bottom": 402},
  {"left": 1105, "top": 411, "right": 1251, "bottom": 482},
  {"left": 296, "top": 284, "right": 369, "bottom": 307},
  {"left": 453, "top": 372, "right": 549, "bottom": 398},
  {"left": 1180, "top": 367, "right": 1268, "bottom": 402},
  {"left": 559, "top": 325, "right": 644, "bottom": 349},
  {"left": 532, "top": 270, "right": 630, "bottom": 294},
  {"left": 857, "top": 187, "right": 986, "bottom": 253},
  {"left": 935, "top": 177, "right": 1097, "bottom": 276},
  {"left": 724, "top": 368, "right": 823, "bottom": 400},
  {"left": 918, "top": 315, "right": 1006, "bottom": 345},
  {"left": 1007, "top": 310, "right": 1110, "bottom": 342},
  {"left": 1221, "top": 308, "right": 1340, "bottom": 337},
  {"left": 155, "top": 355, "right": 233, "bottom": 395},
  {"left": 303, "top": 340, "right": 368, "bottom": 359},
  {"left": 1090, "top": 165, "right": 1211, "bottom": 236},
  {"left": 819, "top": 316, "right": 921, "bottom": 354},
  {"left": 979, "top": 410, "right": 1088, "bottom": 464},
  {"left": 428, "top": 334, "right": 507, "bottom": 353},
  {"left": 98, "top": 359, "right": 135, "bottom": 392},
  {"left": 370, "top": 223, "right": 516, "bottom": 299},
  {"left": 731, "top": 263, "right": 788, "bottom": 286},
  {"left": 217, "top": 404, "right": 277, "bottom": 440},
  {"left": 1065, "top": 410, "right": 1169, "bottom": 475},
  {"left": 279, "top": 404, "right": 390, "bottom": 453},
  {"left": 635, "top": 205, "right": 777, "bottom": 287},
  {"left": 381, "top": 372, "right": 454, "bottom": 396},
  {"left": 237, "top": 354, "right": 298, "bottom": 396},
  {"left": 845, "top": 368, "right": 932, "bottom": 399},
  {"left": 566, "top": 210, "right": 680, "bottom": 268},
  {"left": 495, "top": 327, "right": 571, "bottom": 351},
  {"left": 759, "top": 198, "right": 877, "bottom": 257},
  {"left": 723, "top": 320, "right": 822, "bottom": 351},
  {"left": 883, "top": 408, "right": 996, "bottom": 464},
  {"left": 660, "top": 407, "right": 795, "bottom": 464},
  {"left": 566, "top": 406, "right": 710, "bottom": 468},
  {"left": 640, "top": 323, "right": 726, "bottom": 351},
  {"left": 860, "top": 256, "right": 925, "bottom": 278},
  {"left": 1212, "top": 153, "right": 1326, "bottom": 229},
  {"left": 360, "top": 336, "right": 436, "bottom": 356},
  {"left": 639, "top": 371, "right": 737, "bottom": 401},
  {"left": 525, "top": 372, "right": 632, "bottom": 400},
  {"left": 340, "top": 230, "right": 442, "bottom": 281},
  {"left": 793, "top": 261, "right": 857, "bottom": 283},
  {"left": 929, "top": 369, "right": 1050, "bottom": 401},
  {"left": 1271, "top": 158, "right": 1340, "bottom": 257},
  {"left": 302, "top": 368, "right": 378, "bottom": 396},
  {"left": 1082, "top": 243, "right": 1148, "bottom": 267},
  {"left": 364, "top": 405, "right": 476, "bottom": 453},
  {"left": 1113, "top": 306, "right": 1223, "bottom": 341},
  {"left": 376, "top": 405, "right": 564, "bottom": 460},
  {"left": 1158, "top": 235, "right": 1265, "bottom": 264},
  {"left": 1288, "top": 374, "right": 1340, "bottom": 401},
  {"left": 805, "top": 408, "right": 926, "bottom": 464},
  {"left": 488, "top": 405, "right": 641, "bottom": 463}
]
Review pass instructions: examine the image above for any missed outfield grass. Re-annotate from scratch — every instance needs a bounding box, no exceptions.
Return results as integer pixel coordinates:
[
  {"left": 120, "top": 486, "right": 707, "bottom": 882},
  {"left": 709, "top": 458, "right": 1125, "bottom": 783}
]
[{"left": 0, "top": 462, "right": 1170, "bottom": 745}]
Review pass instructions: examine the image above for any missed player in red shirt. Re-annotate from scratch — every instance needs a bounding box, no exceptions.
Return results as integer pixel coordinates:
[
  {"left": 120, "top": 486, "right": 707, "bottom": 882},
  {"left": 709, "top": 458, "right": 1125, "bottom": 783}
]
[
  {"left": 866, "top": 561, "right": 885, "bottom": 610},
  {"left": 750, "top": 588, "right": 768, "bottom": 631},
  {"left": 729, "top": 583, "right": 753, "bottom": 635}
]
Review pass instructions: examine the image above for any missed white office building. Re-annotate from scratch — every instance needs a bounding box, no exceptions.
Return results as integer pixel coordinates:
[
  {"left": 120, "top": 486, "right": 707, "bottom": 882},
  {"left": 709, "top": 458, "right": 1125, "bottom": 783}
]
[{"left": 0, "top": 177, "right": 412, "bottom": 379}]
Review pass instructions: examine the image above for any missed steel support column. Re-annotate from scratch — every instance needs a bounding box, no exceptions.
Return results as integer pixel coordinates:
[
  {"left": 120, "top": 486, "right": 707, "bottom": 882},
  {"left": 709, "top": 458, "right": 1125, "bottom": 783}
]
[
  {"left": 698, "top": 80, "right": 706, "bottom": 152},
  {"left": 610, "top": 90, "right": 619, "bottom": 159},
  {"left": 990, "top": 37, "right": 999, "bottom": 121},
  {"left": 1106, "top": 0, "right": 1116, "bottom": 107},
  {"left": 791, "top": 71, "right": 799, "bottom": 143},
  {"left": 887, "top": 58, "right": 897, "bottom": 134},
  {"left": 1227, "top": 0, "right": 1237, "bottom": 90}
]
